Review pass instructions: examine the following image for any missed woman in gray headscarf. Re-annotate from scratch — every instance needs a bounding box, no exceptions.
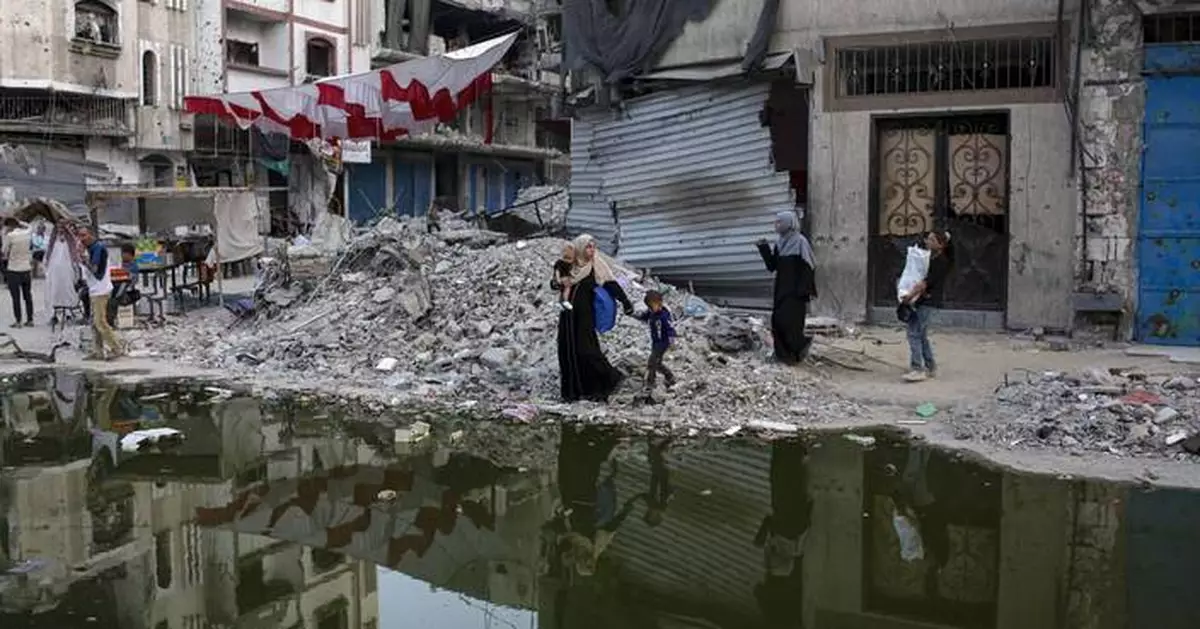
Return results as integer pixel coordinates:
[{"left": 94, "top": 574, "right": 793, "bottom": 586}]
[{"left": 756, "top": 211, "right": 817, "bottom": 364}]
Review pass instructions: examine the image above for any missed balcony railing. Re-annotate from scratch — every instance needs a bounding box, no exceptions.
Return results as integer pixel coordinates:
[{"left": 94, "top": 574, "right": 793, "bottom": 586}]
[{"left": 0, "top": 92, "right": 132, "bottom": 136}]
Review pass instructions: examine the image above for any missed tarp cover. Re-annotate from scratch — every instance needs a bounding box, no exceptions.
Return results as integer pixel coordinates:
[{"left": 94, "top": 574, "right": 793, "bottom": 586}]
[
  {"left": 211, "top": 192, "right": 265, "bottom": 264},
  {"left": 183, "top": 33, "right": 517, "bottom": 141},
  {"left": 562, "top": 0, "right": 781, "bottom": 82}
]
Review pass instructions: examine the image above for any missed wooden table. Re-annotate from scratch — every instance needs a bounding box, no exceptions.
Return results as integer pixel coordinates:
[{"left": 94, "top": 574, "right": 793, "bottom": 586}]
[{"left": 137, "top": 261, "right": 212, "bottom": 314}]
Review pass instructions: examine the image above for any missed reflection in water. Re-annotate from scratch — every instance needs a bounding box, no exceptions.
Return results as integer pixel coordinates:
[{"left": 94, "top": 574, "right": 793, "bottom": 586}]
[{"left": 0, "top": 371, "right": 1198, "bottom": 629}]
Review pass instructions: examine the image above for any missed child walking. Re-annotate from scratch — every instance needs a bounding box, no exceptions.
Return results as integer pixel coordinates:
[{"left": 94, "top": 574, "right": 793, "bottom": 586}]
[
  {"left": 637, "top": 290, "right": 677, "bottom": 392},
  {"left": 551, "top": 244, "right": 575, "bottom": 311}
]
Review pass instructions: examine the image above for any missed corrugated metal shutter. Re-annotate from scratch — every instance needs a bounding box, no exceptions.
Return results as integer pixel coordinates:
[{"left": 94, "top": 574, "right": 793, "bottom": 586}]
[
  {"left": 569, "top": 83, "right": 794, "bottom": 307},
  {"left": 567, "top": 119, "right": 617, "bottom": 251}
]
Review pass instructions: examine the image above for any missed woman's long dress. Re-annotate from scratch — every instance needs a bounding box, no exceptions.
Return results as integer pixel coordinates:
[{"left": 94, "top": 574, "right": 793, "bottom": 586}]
[
  {"left": 555, "top": 271, "right": 629, "bottom": 402},
  {"left": 758, "top": 243, "right": 816, "bottom": 364}
]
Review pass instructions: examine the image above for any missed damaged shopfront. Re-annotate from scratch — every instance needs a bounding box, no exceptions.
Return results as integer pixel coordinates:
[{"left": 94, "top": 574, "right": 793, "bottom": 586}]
[{"left": 568, "top": 65, "right": 811, "bottom": 308}]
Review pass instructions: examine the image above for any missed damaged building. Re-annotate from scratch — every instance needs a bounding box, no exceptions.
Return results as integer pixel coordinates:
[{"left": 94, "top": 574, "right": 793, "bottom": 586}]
[
  {"left": 564, "top": 0, "right": 1200, "bottom": 345},
  {"left": 189, "top": 0, "right": 568, "bottom": 234},
  {"left": 0, "top": 0, "right": 197, "bottom": 213}
]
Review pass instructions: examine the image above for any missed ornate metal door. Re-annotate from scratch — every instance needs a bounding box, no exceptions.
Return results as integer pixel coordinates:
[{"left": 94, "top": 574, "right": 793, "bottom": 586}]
[{"left": 870, "top": 115, "right": 1010, "bottom": 311}]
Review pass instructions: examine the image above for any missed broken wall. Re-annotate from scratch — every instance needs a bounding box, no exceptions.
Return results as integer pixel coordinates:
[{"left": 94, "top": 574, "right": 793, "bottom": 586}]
[{"left": 1077, "top": 0, "right": 1144, "bottom": 307}]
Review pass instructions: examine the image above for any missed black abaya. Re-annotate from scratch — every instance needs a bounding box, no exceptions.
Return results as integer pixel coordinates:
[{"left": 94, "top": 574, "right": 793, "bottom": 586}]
[
  {"left": 554, "top": 271, "right": 632, "bottom": 402},
  {"left": 758, "top": 242, "right": 816, "bottom": 364}
]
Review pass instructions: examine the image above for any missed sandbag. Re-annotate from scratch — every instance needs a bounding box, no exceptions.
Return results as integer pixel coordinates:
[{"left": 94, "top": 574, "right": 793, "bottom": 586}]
[{"left": 896, "top": 245, "right": 930, "bottom": 303}]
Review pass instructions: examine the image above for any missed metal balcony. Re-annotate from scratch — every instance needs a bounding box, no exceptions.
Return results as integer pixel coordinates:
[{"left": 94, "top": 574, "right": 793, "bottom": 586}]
[{"left": 0, "top": 92, "right": 132, "bottom": 137}]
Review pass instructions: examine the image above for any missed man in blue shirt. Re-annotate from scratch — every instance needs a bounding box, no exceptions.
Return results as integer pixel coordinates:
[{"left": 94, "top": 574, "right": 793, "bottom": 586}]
[{"left": 77, "top": 228, "right": 124, "bottom": 360}]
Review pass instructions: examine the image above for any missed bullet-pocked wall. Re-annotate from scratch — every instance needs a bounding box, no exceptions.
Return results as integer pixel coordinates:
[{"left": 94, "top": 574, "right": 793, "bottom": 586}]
[{"left": 770, "top": 0, "right": 1081, "bottom": 330}]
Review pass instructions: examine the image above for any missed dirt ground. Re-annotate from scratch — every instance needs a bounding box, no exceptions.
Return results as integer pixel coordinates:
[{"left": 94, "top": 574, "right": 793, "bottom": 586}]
[
  {"left": 1, "top": 276, "right": 1196, "bottom": 488},
  {"left": 818, "top": 326, "right": 1193, "bottom": 408}
]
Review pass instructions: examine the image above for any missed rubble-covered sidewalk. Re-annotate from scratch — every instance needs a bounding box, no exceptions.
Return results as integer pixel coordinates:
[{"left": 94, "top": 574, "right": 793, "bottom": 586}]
[
  {"left": 950, "top": 367, "right": 1200, "bottom": 461},
  {"left": 132, "top": 214, "right": 867, "bottom": 430}
]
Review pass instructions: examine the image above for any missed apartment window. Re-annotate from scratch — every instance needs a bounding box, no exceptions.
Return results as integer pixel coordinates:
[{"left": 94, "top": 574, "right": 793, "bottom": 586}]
[
  {"left": 501, "top": 109, "right": 523, "bottom": 144},
  {"left": 826, "top": 25, "right": 1060, "bottom": 111},
  {"left": 141, "top": 50, "right": 158, "bottom": 106},
  {"left": 305, "top": 37, "right": 335, "bottom": 79},
  {"left": 1144, "top": 13, "right": 1200, "bottom": 43},
  {"left": 74, "top": 0, "right": 118, "bottom": 45},
  {"left": 226, "top": 40, "right": 259, "bottom": 66}
]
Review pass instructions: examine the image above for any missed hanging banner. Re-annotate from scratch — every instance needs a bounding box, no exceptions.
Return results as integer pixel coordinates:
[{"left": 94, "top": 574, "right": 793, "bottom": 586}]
[{"left": 341, "top": 140, "right": 372, "bottom": 164}]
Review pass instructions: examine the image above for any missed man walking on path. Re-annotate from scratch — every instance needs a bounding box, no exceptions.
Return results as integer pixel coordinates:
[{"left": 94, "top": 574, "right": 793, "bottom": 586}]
[{"left": 77, "top": 228, "right": 124, "bottom": 360}]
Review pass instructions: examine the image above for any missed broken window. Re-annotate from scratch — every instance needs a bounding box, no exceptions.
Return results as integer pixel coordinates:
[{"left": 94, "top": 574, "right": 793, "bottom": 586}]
[
  {"left": 226, "top": 40, "right": 259, "bottom": 66},
  {"left": 141, "top": 50, "right": 157, "bottom": 106},
  {"left": 75, "top": 0, "right": 118, "bottom": 45},
  {"left": 305, "top": 38, "right": 335, "bottom": 79},
  {"left": 383, "top": 0, "right": 413, "bottom": 50}
]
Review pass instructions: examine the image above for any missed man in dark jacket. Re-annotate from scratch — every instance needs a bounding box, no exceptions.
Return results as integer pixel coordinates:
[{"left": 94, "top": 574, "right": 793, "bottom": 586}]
[{"left": 757, "top": 211, "right": 817, "bottom": 364}]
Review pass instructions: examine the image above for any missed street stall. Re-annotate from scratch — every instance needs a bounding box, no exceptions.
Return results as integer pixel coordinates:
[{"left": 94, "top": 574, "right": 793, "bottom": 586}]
[{"left": 85, "top": 186, "right": 270, "bottom": 320}]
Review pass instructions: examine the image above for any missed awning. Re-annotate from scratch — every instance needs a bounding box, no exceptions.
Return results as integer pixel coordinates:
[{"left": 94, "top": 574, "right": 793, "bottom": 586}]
[
  {"left": 183, "top": 33, "right": 518, "bottom": 141},
  {"left": 637, "top": 49, "right": 818, "bottom": 83}
]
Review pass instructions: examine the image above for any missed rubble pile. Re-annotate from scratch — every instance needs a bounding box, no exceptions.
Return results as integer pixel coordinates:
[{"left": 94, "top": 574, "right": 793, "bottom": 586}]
[
  {"left": 139, "top": 217, "right": 866, "bottom": 427},
  {"left": 953, "top": 367, "right": 1200, "bottom": 459}
]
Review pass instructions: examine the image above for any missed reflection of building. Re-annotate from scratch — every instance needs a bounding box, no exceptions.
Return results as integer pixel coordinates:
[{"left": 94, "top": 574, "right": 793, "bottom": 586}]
[
  {"left": 197, "top": 434, "right": 554, "bottom": 615},
  {"left": 0, "top": 376, "right": 381, "bottom": 628}
]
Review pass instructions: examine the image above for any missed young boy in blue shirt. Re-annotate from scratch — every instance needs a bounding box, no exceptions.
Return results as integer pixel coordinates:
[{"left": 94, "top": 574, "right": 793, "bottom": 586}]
[{"left": 636, "top": 290, "right": 677, "bottom": 393}]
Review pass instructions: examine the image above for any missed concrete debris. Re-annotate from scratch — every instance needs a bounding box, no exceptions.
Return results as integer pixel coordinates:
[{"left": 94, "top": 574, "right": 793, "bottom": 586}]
[
  {"left": 952, "top": 368, "right": 1200, "bottom": 460},
  {"left": 510, "top": 185, "right": 567, "bottom": 232},
  {"left": 134, "top": 216, "right": 867, "bottom": 428}
]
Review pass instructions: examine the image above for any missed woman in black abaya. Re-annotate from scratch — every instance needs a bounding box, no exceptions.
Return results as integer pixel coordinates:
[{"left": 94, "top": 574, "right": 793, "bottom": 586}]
[
  {"left": 553, "top": 234, "right": 633, "bottom": 402},
  {"left": 757, "top": 211, "right": 817, "bottom": 364}
]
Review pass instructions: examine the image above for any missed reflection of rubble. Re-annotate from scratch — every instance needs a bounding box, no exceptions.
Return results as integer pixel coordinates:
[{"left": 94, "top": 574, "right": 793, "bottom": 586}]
[
  {"left": 952, "top": 368, "right": 1200, "bottom": 460},
  {"left": 136, "top": 218, "right": 867, "bottom": 428}
]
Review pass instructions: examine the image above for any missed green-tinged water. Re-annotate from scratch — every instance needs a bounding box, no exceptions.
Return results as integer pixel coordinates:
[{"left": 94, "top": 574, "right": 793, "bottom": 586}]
[{"left": 0, "top": 369, "right": 1196, "bottom": 629}]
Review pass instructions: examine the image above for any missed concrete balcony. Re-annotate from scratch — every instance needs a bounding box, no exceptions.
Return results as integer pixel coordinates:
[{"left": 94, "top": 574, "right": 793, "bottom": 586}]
[
  {"left": 0, "top": 91, "right": 132, "bottom": 137},
  {"left": 132, "top": 106, "right": 195, "bottom": 152}
]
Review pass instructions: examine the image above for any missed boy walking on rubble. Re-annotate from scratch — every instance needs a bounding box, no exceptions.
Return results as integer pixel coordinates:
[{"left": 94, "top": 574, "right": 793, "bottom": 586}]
[{"left": 637, "top": 290, "right": 677, "bottom": 393}]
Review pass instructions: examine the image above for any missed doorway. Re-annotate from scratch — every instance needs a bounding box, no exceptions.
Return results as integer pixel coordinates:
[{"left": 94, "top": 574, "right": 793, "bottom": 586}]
[{"left": 869, "top": 114, "right": 1010, "bottom": 312}]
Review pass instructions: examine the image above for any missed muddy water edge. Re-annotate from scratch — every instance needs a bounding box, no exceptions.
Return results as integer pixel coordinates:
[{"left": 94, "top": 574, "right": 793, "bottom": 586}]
[{"left": 0, "top": 369, "right": 1197, "bottom": 629}]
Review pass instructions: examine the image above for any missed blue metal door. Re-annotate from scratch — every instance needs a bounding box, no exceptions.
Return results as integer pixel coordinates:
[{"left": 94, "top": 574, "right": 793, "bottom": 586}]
[
  {"left": 392, "top": 159, "right": 414, "bottom": 216},
  {"left": 347, "top": 161, "right": 388, "bottom": 225},
  {"left": 1138, "top": 44, "right": 1200, "bottom": 344}
]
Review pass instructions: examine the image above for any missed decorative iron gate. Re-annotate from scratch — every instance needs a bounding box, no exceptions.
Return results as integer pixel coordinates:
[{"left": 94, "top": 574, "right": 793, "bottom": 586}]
[{"left": 869, "top": 115, "right": 1010, "bottom": 311}]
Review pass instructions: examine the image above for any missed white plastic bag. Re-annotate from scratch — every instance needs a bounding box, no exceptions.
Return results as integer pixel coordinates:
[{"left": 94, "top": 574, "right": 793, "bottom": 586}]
[
  {"left": 896, "top": 245, "right": 931, "bottom": 303},
  {"left": 892, "top": 511, "right": 925, "bottom": 562}
]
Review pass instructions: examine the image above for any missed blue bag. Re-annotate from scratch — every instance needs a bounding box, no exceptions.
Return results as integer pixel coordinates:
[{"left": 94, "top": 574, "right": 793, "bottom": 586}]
[{"left": 593, "top": 285, "right": 617, "bottom": 334}]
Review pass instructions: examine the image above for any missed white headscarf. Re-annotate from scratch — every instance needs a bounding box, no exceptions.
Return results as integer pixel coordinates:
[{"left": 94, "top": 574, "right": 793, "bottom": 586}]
[{"left": 569, "top": 234, "right": 616, "bottom": 284}]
